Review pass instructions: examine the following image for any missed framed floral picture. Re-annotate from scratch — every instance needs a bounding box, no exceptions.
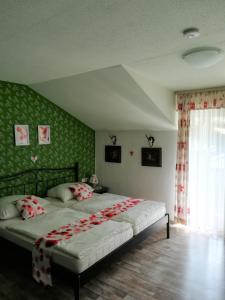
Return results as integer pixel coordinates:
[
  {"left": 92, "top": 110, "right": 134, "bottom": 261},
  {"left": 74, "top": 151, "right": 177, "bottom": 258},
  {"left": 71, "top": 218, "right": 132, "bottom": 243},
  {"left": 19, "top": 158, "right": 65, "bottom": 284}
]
[
  {"left": 14, "top": 125, "right": 29, "bottom": 146},
  {"left": 38, "top": 125, "right": 50, "bottom": 145}
]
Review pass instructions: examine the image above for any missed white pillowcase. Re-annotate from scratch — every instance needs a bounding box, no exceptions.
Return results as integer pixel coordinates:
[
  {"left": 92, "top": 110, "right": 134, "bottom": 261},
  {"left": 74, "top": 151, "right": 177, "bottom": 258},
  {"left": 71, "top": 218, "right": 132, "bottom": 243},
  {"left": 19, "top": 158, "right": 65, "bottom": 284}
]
[
  {"left": 0, "top": 195, "right": 48, "bottom": 220},
  {"left": 47, "top": 182, "right": 94, "bottom": 202},
  {"left": 0, "top": 195, "right": 26, "bottom": 220},
  {"left": 47, "top": 182, "right": 75, "bottom": 202}
]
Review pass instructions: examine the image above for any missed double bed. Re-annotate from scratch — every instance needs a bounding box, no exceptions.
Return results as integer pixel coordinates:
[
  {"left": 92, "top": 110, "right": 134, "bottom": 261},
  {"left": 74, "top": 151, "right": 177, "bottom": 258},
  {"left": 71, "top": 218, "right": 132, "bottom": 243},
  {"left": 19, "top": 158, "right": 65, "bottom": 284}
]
[
  {"left": 47, "top": 193, "right": 167, "bottom": 235},
  {"left": 0, "top": 163, "right": 169, "bottom": 300},
  {"left": 0, "top": 206, "right": 133, "bottom": 274}
]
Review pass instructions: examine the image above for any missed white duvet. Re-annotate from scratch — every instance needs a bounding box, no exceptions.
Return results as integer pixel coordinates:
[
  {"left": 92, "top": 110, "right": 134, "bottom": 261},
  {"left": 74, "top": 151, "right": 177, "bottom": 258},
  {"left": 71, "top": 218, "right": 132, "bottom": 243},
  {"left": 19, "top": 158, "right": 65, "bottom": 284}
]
[
  {"left": 71, "top": 194, "right": 166, "bottom": 234},
  {"left": 6, "top": 208, "right": 133, "bottom": 260},
  {"left": 47, "top": 193, "right": 167, "bottom": 235}
]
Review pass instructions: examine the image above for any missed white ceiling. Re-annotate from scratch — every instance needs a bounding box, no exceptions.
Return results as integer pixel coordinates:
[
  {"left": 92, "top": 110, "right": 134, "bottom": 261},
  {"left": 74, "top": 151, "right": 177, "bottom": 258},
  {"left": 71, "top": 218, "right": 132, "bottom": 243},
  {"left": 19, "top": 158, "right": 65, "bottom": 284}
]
[
  {"left": 32, "top": 66, "right": 175, "bottom": 131},
  {"left": 1, "top": 0, "right": 225, "bottom": 130}
]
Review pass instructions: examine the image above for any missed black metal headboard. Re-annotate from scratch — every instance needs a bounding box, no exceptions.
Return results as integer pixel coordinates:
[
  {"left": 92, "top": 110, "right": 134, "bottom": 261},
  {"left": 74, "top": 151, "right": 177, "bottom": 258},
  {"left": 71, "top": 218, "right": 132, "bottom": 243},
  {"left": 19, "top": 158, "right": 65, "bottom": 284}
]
[{"left": 0, "top": 163, "right": 79, "bottom": 197}]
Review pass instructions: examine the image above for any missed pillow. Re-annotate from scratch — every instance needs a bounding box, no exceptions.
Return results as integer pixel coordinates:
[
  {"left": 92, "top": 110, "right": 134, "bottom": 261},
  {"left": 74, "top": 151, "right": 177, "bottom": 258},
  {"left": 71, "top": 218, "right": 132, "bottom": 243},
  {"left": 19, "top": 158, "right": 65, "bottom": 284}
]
[
  {"left": 15, "top": 196, "right": 46, "bottom": 220},
  {"left": 76, "top": 189, "right": 93, "bottom": 201},
  {"left": 0, "top": 195, "right": 26, "bottom": 220},
  {"left": 47, "top": 182, "right": 75, "bottom": 202},
  {"left": 0, "top": 195, "right": 48, "bottom": 220},
  {"left": 70, "top": 183, "right": 93, "bottom": 201}
]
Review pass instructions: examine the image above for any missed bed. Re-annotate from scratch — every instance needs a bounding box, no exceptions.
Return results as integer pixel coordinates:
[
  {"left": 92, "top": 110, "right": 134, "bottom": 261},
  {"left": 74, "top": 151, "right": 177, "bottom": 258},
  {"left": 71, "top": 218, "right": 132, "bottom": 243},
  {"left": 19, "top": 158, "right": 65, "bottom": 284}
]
[
  {"left": 47, "top": 193, "right": 167, "bottom": 235},
  {"left": 0, "top": 205, "right": 133, "bottom": 273},
  {"left": 0, "top": 163, "right": 169, "bottom": 300}
]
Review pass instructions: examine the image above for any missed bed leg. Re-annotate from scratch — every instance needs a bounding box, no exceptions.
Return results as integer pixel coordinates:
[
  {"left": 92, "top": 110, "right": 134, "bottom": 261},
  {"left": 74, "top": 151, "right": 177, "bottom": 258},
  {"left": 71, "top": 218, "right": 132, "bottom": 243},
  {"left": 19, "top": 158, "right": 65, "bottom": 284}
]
[
  {"left": 74, "top": 274, "right": 80, "bottom": 300},
  {"left": 165, "top": 213, "right": 170, "bottom": 239}
]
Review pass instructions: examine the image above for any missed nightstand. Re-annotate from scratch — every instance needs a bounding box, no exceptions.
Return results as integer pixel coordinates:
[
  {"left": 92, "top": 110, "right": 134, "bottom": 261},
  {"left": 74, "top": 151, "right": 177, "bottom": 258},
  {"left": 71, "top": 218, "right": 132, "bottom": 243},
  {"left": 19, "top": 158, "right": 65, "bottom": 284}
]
[{"left": 94, "top": 186, "right": 109, "bottom": 194}]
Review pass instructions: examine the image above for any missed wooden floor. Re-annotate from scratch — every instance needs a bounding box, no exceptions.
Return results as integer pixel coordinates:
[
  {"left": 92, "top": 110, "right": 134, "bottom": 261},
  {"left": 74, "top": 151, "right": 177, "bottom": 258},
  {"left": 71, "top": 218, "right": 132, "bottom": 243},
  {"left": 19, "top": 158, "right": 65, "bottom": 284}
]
[{"left": 0, "top": 226, "right": 224, "bottom": 300}]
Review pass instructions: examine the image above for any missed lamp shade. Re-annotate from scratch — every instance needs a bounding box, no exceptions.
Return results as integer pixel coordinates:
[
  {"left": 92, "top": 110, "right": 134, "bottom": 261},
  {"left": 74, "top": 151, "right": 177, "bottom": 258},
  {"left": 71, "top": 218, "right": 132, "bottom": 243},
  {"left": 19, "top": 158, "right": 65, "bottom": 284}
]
[
  {"left": 182, "top": 47, "right": 224, "bottom": 68},
  {"left": 90, "top": 174, "right": 99, "bottom": 186}
]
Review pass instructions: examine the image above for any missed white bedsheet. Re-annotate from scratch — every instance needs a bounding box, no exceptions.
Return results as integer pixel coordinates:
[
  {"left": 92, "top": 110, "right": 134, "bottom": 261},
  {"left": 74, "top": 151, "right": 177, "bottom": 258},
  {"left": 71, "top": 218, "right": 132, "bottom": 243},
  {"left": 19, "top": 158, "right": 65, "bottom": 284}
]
[
  {"left": 47, "top": 193, "right": 167, "bottom": 235},
  {"left": 0, "top": 204, "right": 133, "bottom": 273}
]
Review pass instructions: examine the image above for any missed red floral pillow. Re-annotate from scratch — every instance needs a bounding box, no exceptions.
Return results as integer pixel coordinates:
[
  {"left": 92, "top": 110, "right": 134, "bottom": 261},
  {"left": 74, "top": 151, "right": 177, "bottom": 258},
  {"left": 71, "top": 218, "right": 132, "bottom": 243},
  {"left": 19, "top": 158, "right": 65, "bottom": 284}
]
[
  {"left": 15, "top": 196, "right": 46, "bottom": 220},
  {"left": 76, "top": 189, "right": 93, "bottom": 201},
  {"left": 70, "top": 183, "right": 93, "bottom": 201}
]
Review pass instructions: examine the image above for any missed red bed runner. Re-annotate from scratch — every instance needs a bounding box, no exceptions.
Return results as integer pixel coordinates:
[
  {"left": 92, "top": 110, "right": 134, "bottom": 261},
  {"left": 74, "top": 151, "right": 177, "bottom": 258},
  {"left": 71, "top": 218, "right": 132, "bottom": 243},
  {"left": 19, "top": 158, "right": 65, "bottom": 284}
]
[{"left": 32, "top": 198, "right": 143, "bottom": 286}]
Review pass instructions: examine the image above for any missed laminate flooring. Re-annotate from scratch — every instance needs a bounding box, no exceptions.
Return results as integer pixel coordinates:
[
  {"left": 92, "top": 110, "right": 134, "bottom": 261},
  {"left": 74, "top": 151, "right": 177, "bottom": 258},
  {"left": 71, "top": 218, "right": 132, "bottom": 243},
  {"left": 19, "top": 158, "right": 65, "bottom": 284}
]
[{"left": 0, "top": 226, "right": 224, "bottom": 300}]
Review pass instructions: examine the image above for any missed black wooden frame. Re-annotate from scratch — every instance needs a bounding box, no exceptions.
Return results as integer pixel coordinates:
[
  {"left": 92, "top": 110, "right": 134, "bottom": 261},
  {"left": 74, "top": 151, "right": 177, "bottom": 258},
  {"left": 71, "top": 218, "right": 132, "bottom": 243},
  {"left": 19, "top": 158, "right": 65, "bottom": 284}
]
[
  {"left": 105, "top": 145, "right": 121, "bottom": 163},
  {"left": 141, "top": 147, "right": 162, "bottom": 167},
  {"left": 0, "top": 163, "right": 170, "bottom": 300}
]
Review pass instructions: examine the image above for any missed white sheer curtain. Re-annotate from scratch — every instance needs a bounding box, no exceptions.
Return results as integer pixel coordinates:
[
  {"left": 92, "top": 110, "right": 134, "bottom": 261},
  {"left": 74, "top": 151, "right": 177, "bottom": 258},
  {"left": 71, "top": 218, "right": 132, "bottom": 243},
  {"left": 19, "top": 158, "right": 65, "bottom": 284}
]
[{"left": 188, "top": 108, "right": 225, "bottom": 235}]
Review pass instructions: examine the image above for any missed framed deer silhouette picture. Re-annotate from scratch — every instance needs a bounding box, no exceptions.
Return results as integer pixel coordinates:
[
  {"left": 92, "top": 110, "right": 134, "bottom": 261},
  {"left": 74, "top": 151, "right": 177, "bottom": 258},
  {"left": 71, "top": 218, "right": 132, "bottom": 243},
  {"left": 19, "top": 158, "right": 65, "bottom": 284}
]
[
  {"left": 105, "top": 145, "right": 121, "bottom": 163},
  {"left": 141, "top": 148, "right": 162, "bottom": 167}
]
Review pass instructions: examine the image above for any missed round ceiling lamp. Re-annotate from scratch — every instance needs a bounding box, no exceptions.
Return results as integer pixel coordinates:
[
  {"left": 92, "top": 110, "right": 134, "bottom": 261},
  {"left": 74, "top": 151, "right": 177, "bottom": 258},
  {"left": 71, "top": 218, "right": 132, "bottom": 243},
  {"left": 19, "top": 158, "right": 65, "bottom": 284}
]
[{"left": 182, "top": 47, "right": 224, "bottom": 68}]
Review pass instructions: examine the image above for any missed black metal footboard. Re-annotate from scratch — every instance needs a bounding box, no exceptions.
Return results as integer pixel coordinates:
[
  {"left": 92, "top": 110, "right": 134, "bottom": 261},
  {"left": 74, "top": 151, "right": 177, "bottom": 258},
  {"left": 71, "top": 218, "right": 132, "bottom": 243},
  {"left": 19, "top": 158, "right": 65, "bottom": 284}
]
[{"left": 73, "top": 213, "right": 170, "bottom": 300}]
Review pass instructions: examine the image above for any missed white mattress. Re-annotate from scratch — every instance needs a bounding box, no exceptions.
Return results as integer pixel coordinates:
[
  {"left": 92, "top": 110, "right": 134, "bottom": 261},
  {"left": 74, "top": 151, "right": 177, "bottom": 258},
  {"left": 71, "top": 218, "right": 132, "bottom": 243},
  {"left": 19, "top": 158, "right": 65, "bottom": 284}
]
[
  {"left": 47, "top": 193, "right": 166, "bottom": 235},
  {"left": 0, "top": 204, "right": 133, "bottom": 273}
]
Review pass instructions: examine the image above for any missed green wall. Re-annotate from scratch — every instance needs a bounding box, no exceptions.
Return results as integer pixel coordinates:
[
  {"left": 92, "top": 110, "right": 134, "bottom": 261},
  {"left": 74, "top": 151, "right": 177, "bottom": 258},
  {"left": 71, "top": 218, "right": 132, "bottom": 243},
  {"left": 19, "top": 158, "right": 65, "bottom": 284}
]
[{"left": 0, "top": 81, "right": 95, "bottom": 179}]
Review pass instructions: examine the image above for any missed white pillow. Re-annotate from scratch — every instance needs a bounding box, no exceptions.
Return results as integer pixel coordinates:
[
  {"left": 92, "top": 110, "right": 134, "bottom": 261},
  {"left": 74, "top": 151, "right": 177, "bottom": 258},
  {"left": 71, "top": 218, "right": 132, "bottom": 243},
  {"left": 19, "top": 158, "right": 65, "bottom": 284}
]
[
  {"left": 0, "top": 195, "right": 48, "bottom": 220},
  {"left": 47, "top": 182, "right": 75, "bottom": 202},
  {"left": 0, "top": 195, "right": 26, "bottom": 220}
]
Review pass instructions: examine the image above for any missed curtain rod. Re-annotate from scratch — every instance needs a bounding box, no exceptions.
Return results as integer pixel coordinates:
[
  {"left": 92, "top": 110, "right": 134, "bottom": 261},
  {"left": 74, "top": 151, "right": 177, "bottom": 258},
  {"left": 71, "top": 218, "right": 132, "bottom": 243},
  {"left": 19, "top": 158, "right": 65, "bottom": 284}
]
[{"left": 175, "top": 85, "right": 225, "bottom": 95}]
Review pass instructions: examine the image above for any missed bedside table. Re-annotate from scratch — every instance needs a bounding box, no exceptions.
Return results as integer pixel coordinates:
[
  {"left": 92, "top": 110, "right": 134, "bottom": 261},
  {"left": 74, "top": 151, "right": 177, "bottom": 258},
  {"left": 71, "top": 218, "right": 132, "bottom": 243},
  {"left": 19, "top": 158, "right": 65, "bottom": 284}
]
[{"left": 94, "top": 186, "right": 109, "bottom": 194}]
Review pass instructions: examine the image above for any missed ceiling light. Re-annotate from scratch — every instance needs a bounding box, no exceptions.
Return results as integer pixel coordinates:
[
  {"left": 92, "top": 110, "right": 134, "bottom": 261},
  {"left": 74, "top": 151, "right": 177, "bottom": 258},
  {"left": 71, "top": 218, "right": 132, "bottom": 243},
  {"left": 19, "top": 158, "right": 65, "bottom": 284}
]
[
  {"left": 183, "top": 28, "right": 200, "bottom": 39},
  {"left": 182, "top": 47, "right": 224, "bottom": 68}
]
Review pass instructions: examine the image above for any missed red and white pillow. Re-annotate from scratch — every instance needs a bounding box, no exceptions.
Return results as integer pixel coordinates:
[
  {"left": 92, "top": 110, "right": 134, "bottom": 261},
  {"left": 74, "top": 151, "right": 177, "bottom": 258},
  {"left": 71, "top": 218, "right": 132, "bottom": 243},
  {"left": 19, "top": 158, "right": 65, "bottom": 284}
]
[
  {"left": 15, "top": 196, "right": 46, "bottom": 220},
  {"left": 70, "top": 183, "right": 93, "bottom": 201}
]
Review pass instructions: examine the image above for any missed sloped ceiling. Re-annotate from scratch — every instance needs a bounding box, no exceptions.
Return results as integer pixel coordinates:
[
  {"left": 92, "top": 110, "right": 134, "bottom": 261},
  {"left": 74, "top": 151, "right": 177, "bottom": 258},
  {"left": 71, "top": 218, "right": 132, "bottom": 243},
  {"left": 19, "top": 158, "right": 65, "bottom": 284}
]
[
  {"left": 31, "top": 66, "right": 175, "bottom": 131},
  {"left": 2, "top": 1, "right": 225, "bottom": 130}
]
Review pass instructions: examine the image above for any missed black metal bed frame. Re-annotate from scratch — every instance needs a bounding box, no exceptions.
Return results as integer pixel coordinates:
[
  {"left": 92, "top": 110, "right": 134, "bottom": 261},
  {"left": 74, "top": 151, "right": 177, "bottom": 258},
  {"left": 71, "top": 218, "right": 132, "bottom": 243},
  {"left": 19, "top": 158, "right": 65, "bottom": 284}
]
[
  {"left": 0, "top": 163, "right": 170, "bottom": 300},
  {"left": 0, "top": 163, "right": 79, "bottom": 197}
]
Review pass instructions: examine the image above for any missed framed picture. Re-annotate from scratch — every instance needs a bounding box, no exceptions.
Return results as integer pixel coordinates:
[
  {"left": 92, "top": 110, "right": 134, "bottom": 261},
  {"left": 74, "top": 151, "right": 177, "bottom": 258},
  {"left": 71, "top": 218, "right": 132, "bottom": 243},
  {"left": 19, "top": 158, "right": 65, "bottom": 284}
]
[
  {"left": 38, "top": 125, "right": 50, "bottom": 145},
  {"left": 105, "top": 145, "right": 121, "bottom": 163},
  {"left": 141, "top": 148, "right": 162, "bottom": 167},
  {"left": 14, "top": 125, "right": 29, "bottom": 146}
]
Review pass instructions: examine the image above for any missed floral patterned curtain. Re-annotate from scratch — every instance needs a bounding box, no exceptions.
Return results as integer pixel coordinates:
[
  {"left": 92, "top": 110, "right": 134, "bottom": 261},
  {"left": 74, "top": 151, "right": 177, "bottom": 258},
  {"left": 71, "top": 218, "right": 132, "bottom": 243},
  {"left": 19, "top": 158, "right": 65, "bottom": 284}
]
[{"left": 175, "top": 90, "right": 225, "bottom": 224}]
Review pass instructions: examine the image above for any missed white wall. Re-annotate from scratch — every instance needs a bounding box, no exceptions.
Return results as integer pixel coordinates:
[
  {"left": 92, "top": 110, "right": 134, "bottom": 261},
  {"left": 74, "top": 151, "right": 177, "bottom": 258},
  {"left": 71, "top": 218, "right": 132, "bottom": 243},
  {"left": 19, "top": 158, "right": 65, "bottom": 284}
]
[
  {"left": 124, "top": 66, "right": 176, "bottom": 126},
  {"left": 95, "top": 130, "right": 177, "bottom": 219}
]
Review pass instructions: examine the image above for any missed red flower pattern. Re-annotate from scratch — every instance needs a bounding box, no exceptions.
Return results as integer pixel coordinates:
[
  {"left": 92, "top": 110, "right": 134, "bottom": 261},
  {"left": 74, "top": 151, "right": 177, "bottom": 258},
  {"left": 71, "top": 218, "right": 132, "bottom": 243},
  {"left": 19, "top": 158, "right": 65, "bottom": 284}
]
[
  {"left": 70, "top": 183, "right": 94, "bottom": 200},
  {"left": 32, "top": 198, "right": 143, "bottom": 286},
  {"left": 176, "top": 90, "right": 225, "bottom": 223},
  {"left": 16, "top": 196, "right": 46, "bottom": 220}
]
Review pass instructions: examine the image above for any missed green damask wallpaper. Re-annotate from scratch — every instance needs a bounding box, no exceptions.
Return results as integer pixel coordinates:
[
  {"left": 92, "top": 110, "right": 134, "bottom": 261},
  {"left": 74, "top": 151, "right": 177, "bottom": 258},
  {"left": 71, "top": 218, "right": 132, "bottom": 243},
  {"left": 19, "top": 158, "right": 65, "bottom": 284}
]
[{"left": 0, "top": 81, "right": 95, "bottom": 179}]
